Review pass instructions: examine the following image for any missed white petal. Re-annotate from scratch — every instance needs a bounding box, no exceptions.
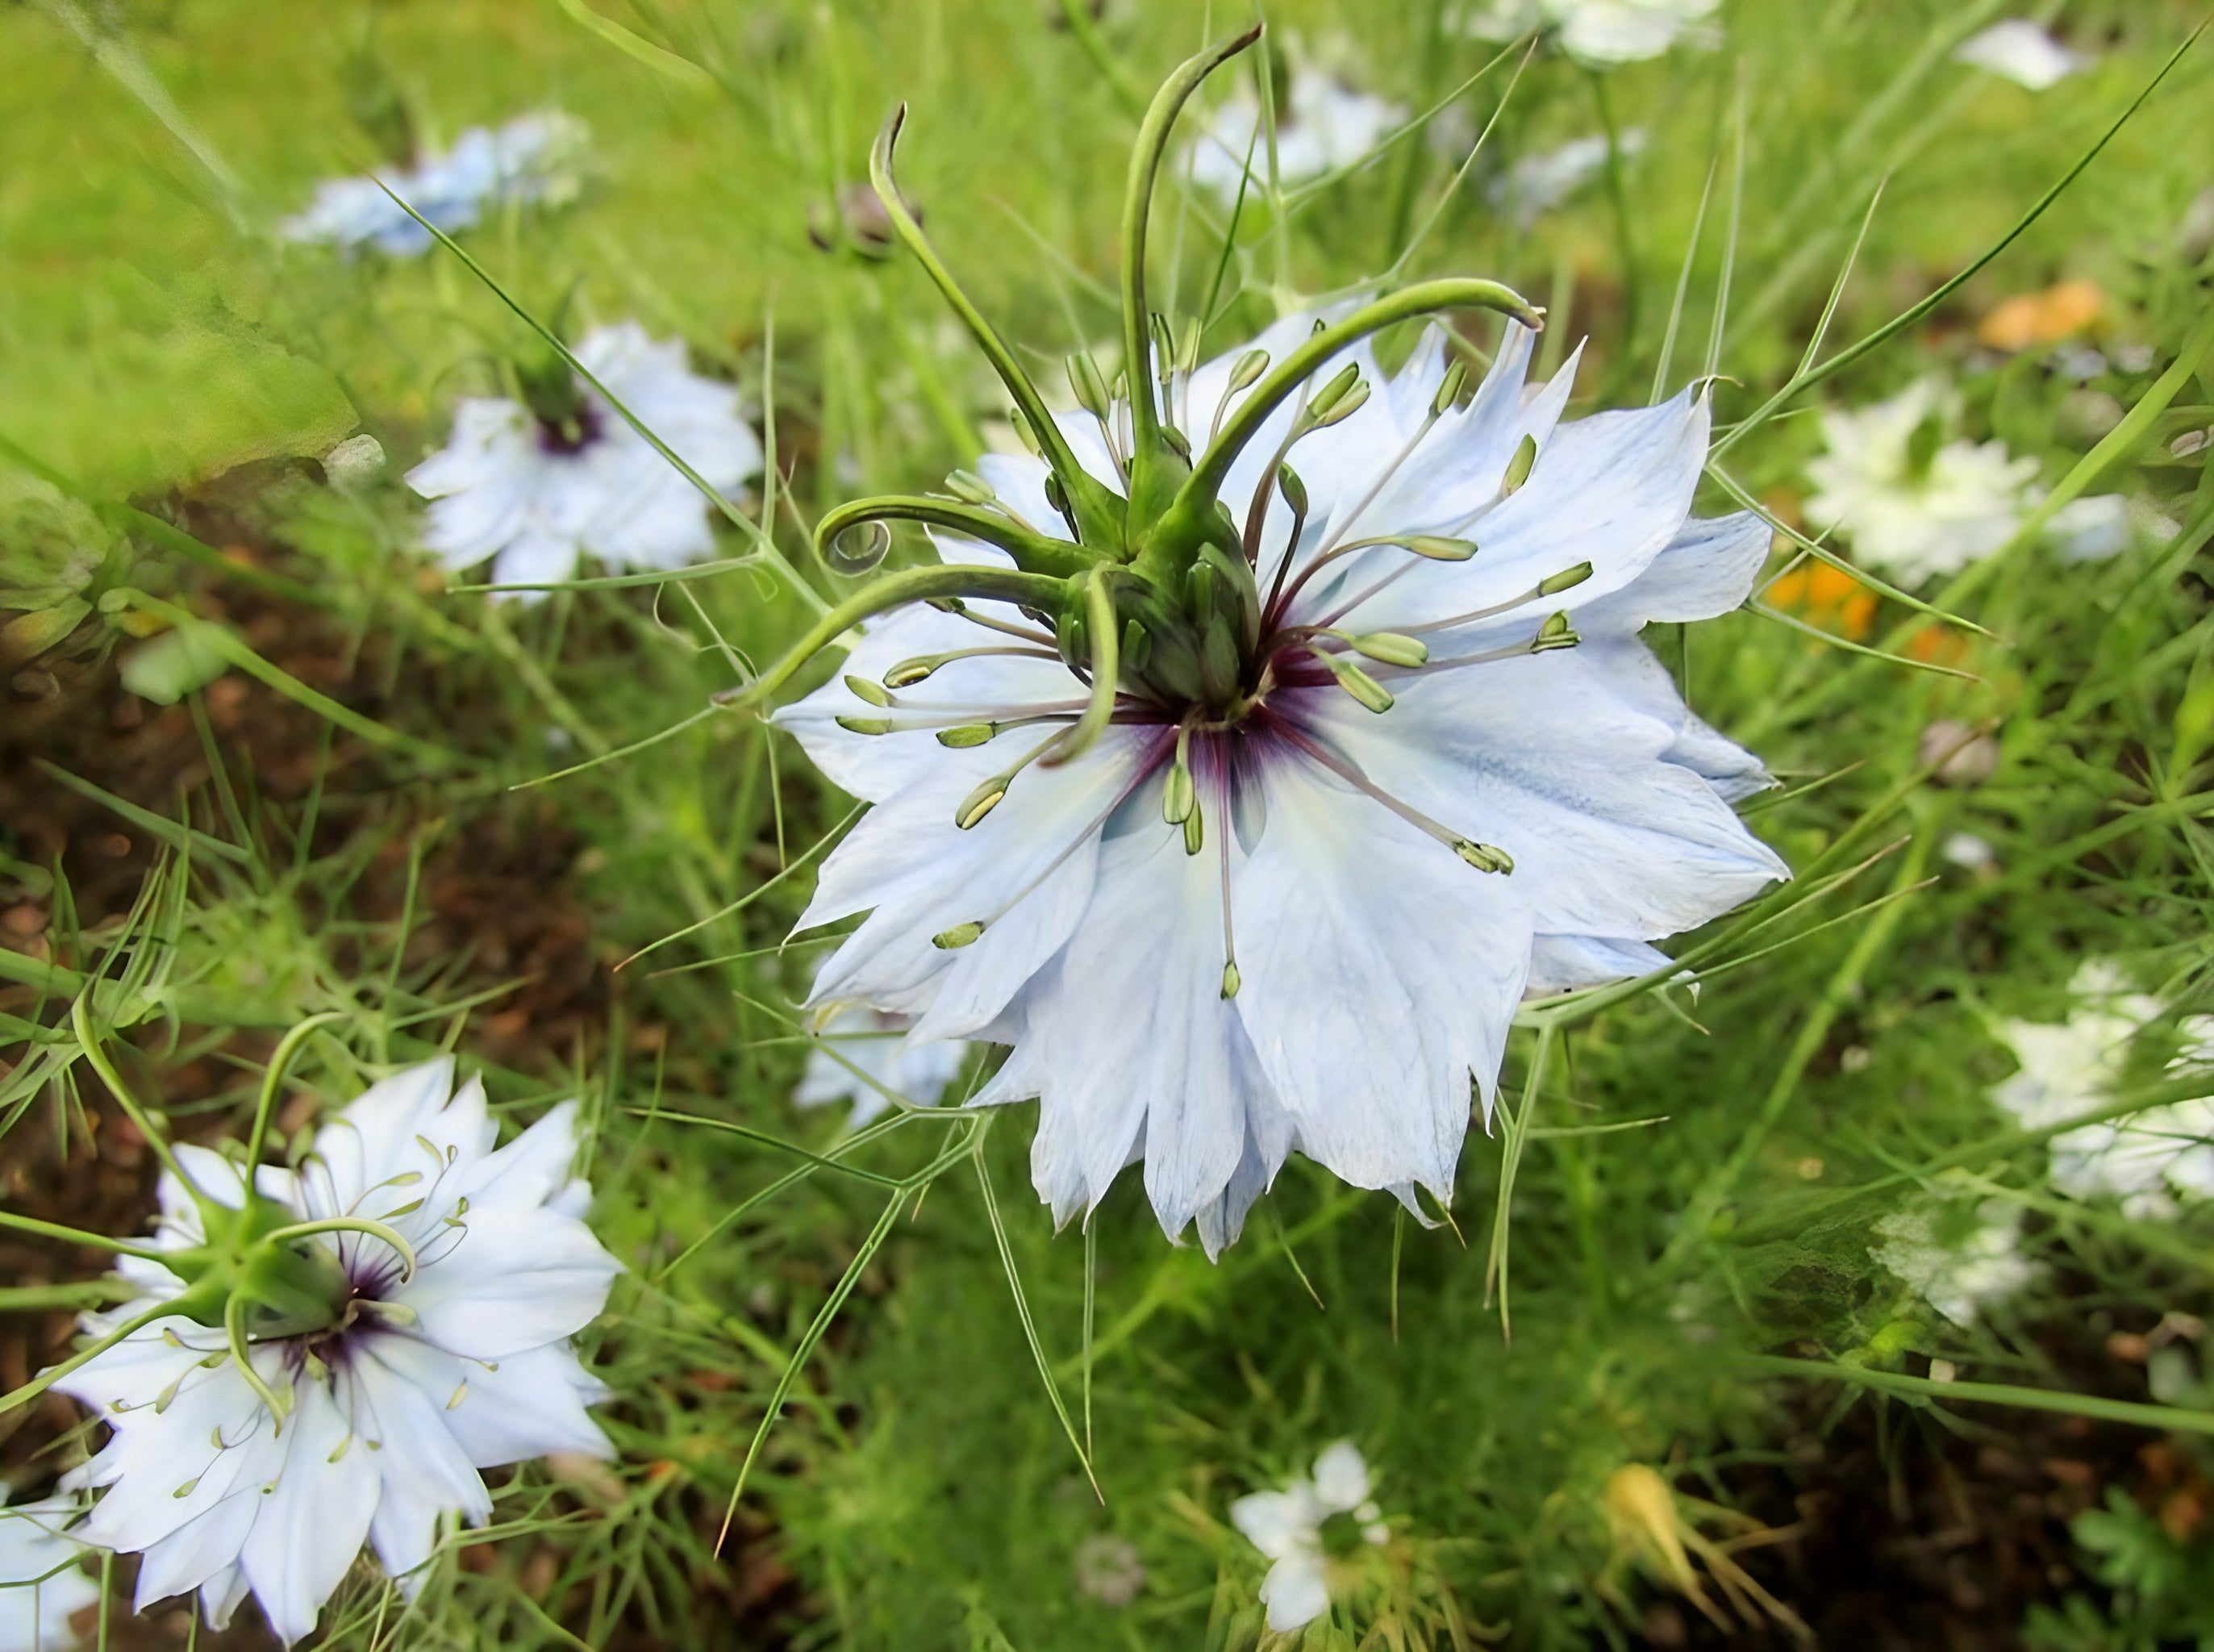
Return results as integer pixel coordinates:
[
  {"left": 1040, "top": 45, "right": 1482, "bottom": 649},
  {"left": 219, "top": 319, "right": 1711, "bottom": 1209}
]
[
  {"left": 237, "top": 1379, "right": 379, "bottom": 1646},
  {"left": 1258, "top": 1553, "right": 1332, "bottom": 1632},
  {"left": 1228, "top": 1487, "right": 1317, "bottom": 1561},
  {"left": 393, "top": 1208, "right": 619, "bottom": 1360},
  {"left": 348, "top": 1342, "right": 493, "bottom": 1583},
  {"left": 1310, "top": 1441, "right": 1371, "bottom": 1512},
  {"left": 1235, "top": 756, "right": 1532, "bottom": 1185}
]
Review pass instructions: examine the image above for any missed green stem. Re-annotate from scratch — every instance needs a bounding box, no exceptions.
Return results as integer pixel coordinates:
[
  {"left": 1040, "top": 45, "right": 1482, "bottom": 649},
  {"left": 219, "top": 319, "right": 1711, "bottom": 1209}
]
[
  {"left": 0, "top": 1210, "right": 177, "bottom": 1266},
  {"left": 0, "top": 1296, "right": 179, "bottom": 1418},
  {"left": 242, "top": 1014, "right": 345, "bottom": 1179},
  {"left": 69, "top": 995, "right": 197, "bottom": 1195},
  {"left": 1054, "top": 0, "right": 1148, "bottom": 116},
  {"left": 1041, "top": 571, "right": 1120, "bottom": 770},
  {"left": 815, "top": 496, "right": 1096, "bottom": 582},
  {"left": 725, "top": 564, "right": 1073, "bottom": 710},
  {"left": 1738, "top": 1354, "right": 2214, "bottom": 1437},
  {"left": 1589, "top": 69, "right": 1639, "bottom": 368},
  {"left": 1175, "top": 278, "right": 1541, "bottom": 520},
  {"left": 1120, "top": 26, "right": 1263, "bottom": 504},
  {"left": 868, "top": 107, "right": 1125, "bottom": 548}
]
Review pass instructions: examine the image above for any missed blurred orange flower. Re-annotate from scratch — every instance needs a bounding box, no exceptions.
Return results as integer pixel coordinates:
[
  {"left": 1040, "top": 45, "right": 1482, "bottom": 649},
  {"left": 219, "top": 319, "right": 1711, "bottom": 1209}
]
[
  {"left": 1978, "top": 279, "right": 2105, "bottom": 352},
  {"left": 1769, "top": 560, "right": 1876, "bottom": 639}
]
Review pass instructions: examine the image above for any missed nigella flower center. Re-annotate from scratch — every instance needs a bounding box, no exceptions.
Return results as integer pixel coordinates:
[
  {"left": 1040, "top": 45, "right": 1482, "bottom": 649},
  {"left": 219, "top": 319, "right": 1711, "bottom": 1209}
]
[{"left": 535, "top": 397, "right": 604, "bottom": 455}]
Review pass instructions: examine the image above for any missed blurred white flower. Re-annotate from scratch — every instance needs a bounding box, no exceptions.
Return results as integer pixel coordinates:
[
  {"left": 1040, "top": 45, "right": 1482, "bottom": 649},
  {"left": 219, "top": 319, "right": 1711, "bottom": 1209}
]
[
  {"left": 1955, "top": 21, "right": 2085, "bottom": 91},
  {"left": 2046, "top": 1100, "right": 2214, "bottom": 1220},
  {"left": 777, "top": 317, "right": 1784, "bottom": 1254},
  {"left": 1072, "top": 1533, "right": 1145, "bottom": 1607},
  {"left": 1872, "top": 1193, "right": 2035, "bottom": 1325},
  {"left": 794, "top": 1005, "right": 973, "bottom": 1128},
  {"left": 407, "top": 322, "right": 761, "bottom": 592},
  {"left": 48, "top": 1059, "right": 619, "bottom": 1645},
  {"left": 1491, "top": 130, "right": 1646, "bottom": 228},
  {"left": 1459, "top": 0, "right": 1720, "bottom": 67},
  {"left": 1940, "top": 831, "right": 1995, "bottom": 871},
  {"left": 284, "top": 114, "right": 589, "bottom": 256},
  {"left": 1, "top": 1498, "right": 99, "bottom": 1652},
  {"left": 1803, "top": 380, "right": 2037, "bottom": 583},
  {"left": 1991, "top": 960, "right": 2159, "bottom": 1131},
  {"left": 1230, "top": 1441, "right": 1387, "bottom": 1633},
  {"left": 2044, "top": 493, "right": 2176, "bottom": 564},
  {"left": 1187, "top": 67, "right": 1403, "bottom": 200}
]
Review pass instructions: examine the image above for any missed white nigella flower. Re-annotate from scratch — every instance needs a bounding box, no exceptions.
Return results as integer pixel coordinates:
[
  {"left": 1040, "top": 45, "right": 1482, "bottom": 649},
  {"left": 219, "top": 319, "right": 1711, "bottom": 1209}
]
[
  {"left": 1230, "top": 1441, "right": 1387, "bottom": 1633},
  {"left": 1990, "top": 960, "right": 2160, "bottom": 1132},
  {"left": 46, "top": 1059, "right": 619, "bottom": 1645},
  {"left": 407, "top": 322, "right": 762, "bottom": 591},
  {"left": 1, "top": 1499, "right": 100, "bottom": 1652},
  {"left": 1802, "top": 379, "right": 2038, "bottom": 584},
  {"left": 753, "top": 41, "right": 1781, "bottom": 1254},
  {"left": 1955, "top": 21, "right": 2086, "bottom": 92},
  {"left": 1871, "top": 1188, "right": 2037, "bottom": 1326},
  {"left": 1458, "top": 0, "right": 1721, "bottom": 67},
  {"left": 794, "top": 1005, "right": 973, "bottom": 1128},
  {"left": 1491, "top": 130, "right": 1647, "bottom": 229},
  {"left": 1988, "top": 962, "right": 2214, "bottom": 1218},
  {"left": 284, "top": 113, "right": 590, "bottom": 256},
  {"left": 1186, "top": 65, "right": 1404, "bottom": 200}
]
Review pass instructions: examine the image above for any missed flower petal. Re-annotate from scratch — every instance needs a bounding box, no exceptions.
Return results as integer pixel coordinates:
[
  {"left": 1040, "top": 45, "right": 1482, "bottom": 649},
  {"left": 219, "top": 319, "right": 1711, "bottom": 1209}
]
[{"left": 237, "top": 1379, "right": 379, "bottom": 1646}]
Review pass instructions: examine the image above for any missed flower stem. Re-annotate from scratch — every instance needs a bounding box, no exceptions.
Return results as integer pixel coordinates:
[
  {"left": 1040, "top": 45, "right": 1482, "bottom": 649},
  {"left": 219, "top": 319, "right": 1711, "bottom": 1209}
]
[
  {"left": 0, "top": 1296, "right": 180, "bottom": 1418},
  {"left": 0, "top": 1210, "right": 176, "bottom": 1266},
  {"left": 814, "top": 496, "right": 1096, "bottom": 582},
  {"left": 68, "top": 995, "right": 197, "bottom": 1196},
  {"left": 722, "top": 564, "right": 1074, "bottom": 711}
]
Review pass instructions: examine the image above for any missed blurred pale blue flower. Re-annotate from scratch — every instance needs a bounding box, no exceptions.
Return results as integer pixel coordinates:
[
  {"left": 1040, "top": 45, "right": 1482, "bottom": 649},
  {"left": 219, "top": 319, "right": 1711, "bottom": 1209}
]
[
  {"left": 283, "top": 113, "right": 589, "bottom": 256},
  {"left": 1955, "top": 20, "right": 2085, "bottom": 91},
  {"left": 795, "top": 1005, "right": 973, "bottom": 1128},
  {"left": 407, "top": 322, "right": 761, "bottom": 593}
]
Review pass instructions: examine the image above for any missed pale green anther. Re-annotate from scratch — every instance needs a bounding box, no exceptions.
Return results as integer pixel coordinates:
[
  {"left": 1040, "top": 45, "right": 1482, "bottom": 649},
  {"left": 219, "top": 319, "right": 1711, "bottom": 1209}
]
[
  {"left": 932, "top": 920, "right": 986, "bottom": 949},
  {"left": 1008, "top": 407, "right": 1044, "bottom": 457},
  {"left": 836, "top": 714, "right": 895, "bottom": 736},
  {"left": 173, "top": 1478, "right": 200, "bottom": 1500},
  {"left": 1407, "top": 536, "right": 1477, "bottom": 561},
  {"left": 1324, "top": 653, "right": 1395, "bottom": 714},
  {"left": 1069, "top": 352, "right": 1111, "bottom": 422},
  {"left": 1530, "top": 611, "right": 1580, "bottom": 653},
  {"left": 1149, "top": 312, "right": 1177, "bottom": 388},
  {"left": 327, "top": 1433, "right": 352, "bottom": 1464},
  {"left": 447, "top": 1381, "right": 468, "bottom": 1412},
  {"left": 1220, "top": 961, "right": 1241, "bottom": 999},
  {"left": 1227, "top": 349, "right": 1270, "bottom": 395},
  {"left": 1277, "top": 463, "right": 1308, "bottom": 518},
  {"left": 1309, "top": 377, "right": 1370, "bottom": 431},
  {"left": 1502, "top": 433, "right": 1539, "bottom": 495},
  {"left": 1537, "top": 561, "right": 1593, "bottom": 597},
  {"left": 1432, "top": 360, "right": 1469, "bottom": 418},
  {"left": 1162, "top": 759, "right": 1195, "bottom": 824},
  {"left": 945, "top": 469, "right": 995, "bottom": 505},
  {"left": 883, "top": 657, "right": 938, "bottom": 689},
  {"left": 1453, "top": 840, "right": 1514, "bottom": 874},
  {"left": 1178, "top": 316, "right": 1203, "bottom": 374},
  {"left": 936, "top": 723, "right": 997, "bottom": 748},
  {"left": 956, "top": 775, "right": 1009, "bottom": 830},
  {"left": 1303, "top": 363, "right": 1362, "bottom": 427},
  {"left": 844, "top": 674, "right": 892, "bottom": 707},
  {"left": 1348, "top": 632, "right": 1428, "bottom": 669},
  {"left": 1183, "top": 804, "right": 1205, "bottom": 857}
]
